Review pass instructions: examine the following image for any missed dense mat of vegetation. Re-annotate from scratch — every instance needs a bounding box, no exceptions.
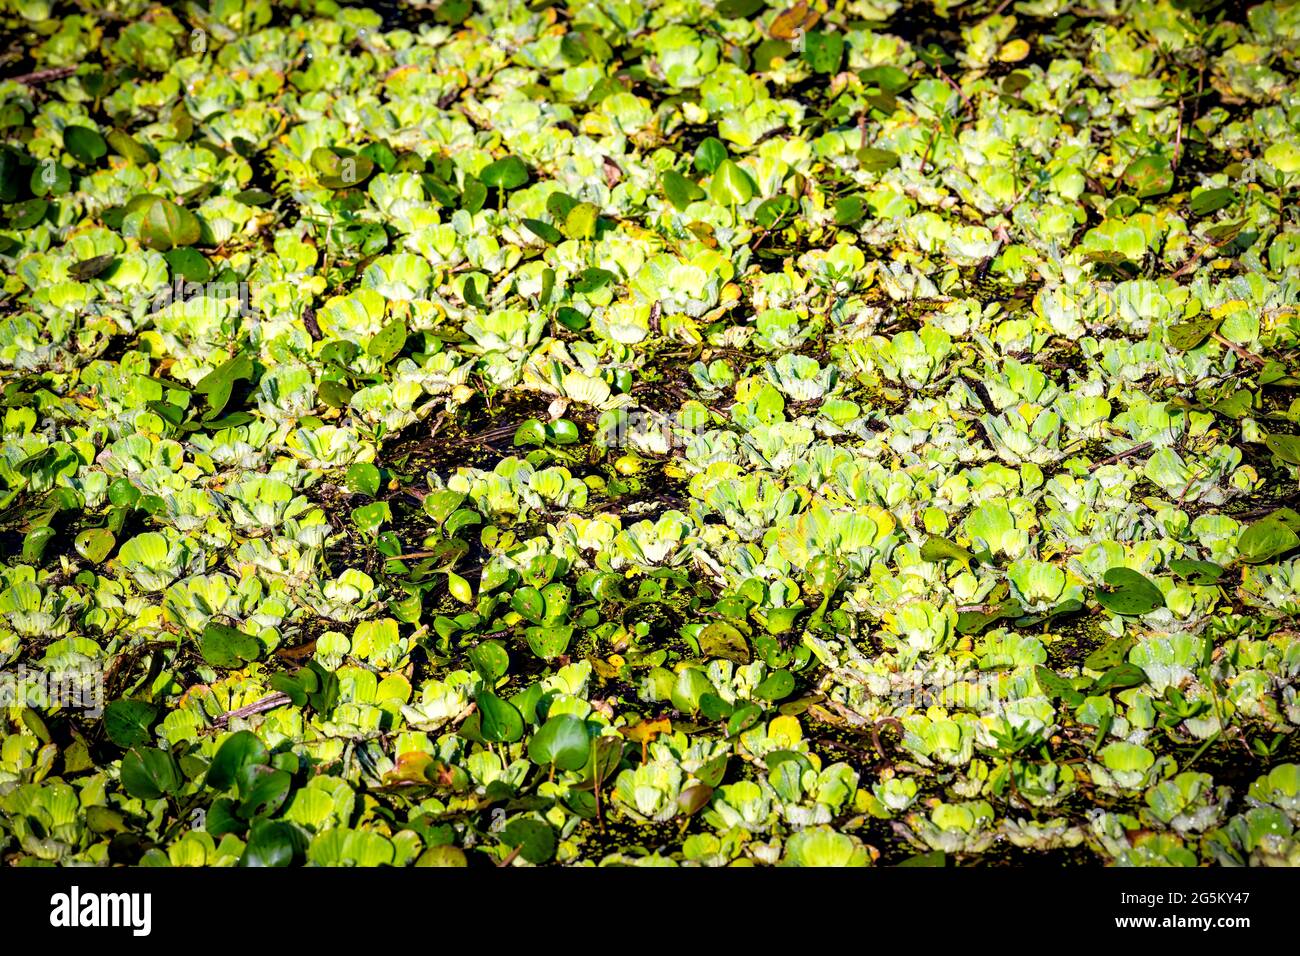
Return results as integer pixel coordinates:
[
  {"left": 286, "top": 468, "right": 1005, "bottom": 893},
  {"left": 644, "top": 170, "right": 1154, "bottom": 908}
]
[{"left": 1, "top": 0, "right": 1299, "bottom": 868}]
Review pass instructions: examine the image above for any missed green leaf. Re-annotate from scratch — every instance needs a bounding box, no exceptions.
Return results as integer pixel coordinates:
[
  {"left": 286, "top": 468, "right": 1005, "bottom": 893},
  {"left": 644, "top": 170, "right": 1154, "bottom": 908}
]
[
  {"left": 1123, "top": 154, "right": 1173, "bottom": 198},
  {"left": 564, "top": 202, "right": 600, "bottom": 240},
  {"left": 460, "top": 177, "right": 487, "bottom": 212},
  {"left": 476, "top": 690, "right": 524, "bottom": 743},
  {"left": 956, "top": 600, "right": 1022, "bottom": 635},
  {"left": 469, "top": 639, "right": 510, "bottom": 682},
  {"left": 240, "top": 820, "right": 305, "bottom": 867},
  {"left": 63, "top": 125, "right": 107, "bottom": 164},
  {"left": 120, "top": 747, "right": 182, "bottom": 800},
  {"left": 200, "top": 622, "right": 261, "bottom": 669},
  {"left": 1034, "top": 665, "right": 1084, "bottom": 707},
  {"left": 233, "top": 188, "right": 275, "bottom": 206},
  {"left": 237, "top": 765, "right": 292, "bottom": 820},
  {"left": 699, "top": 693, "right": 733, "bottom": 721},
  {"left": 919, "top": 534, "right": 975, "bottom": 565},
  {"left": 447, "top": 570, "right": 473, "bottom": 604},
  {"left": 1168, "top": 559, "right": 1224, "bottom": 585},
  {"left": 500, "top": 818, "right": 556, "bottom": 864},
  {"left": 755, "top": 194, "right": 796, "bottom": 228},
  {"left": 1190, "top": 186, "right": 1235, "bottom": 217},
  {"left": 726, "top": 703, "right": 763, "bottom": 737},
  {"left": 671, "top": 668, "right": 715, "bottom": 714},
  {"left": 206, "top": 730, "right": 269, "bottom": 790},
  {"left": 754, "top": 669, "right": 795, "bottom": 701},
  {"left": 1084, "top": 634, "right": 1136, "bottom": 672},
  {"left": 697, "top": 621, "right": 749, "bottom": 663},
  {"left": 74, "top": 527, "right": 115, "bottom": 563},
  {"left": 572, "top": 268, "right": 614, "bottom": 296},
  {"left": 546, "top": 192, "right": 578, "bottom": 220},
  {"left": 694, "top": 137, "right": 728, "bottom": 175},
  {"left": 107, "top": 129, "right": 150, "bottom": 165},
  {"left": 196, "top": 351, "right": 254, "bottom": 419},
  {"left": 1167, "top": 315, "right": 1223, "bottom": 351},
  {"left": 556, "top": 306, "right": 588, "bottom": 331},
  {"left": 578, "top": 735, "right": 624, "bottom": 790},
  {"left": 708, "top": 159, "right": 756, "bottom": 206},
  {"left": 345, "top": 462, "right": 382, "bottom": 497},
  {"left": 141, "top": 198, "right": 201, "bottom": 251},
  {"left": 479, "top": 155, "right": 529, "bottom": 190},
  {"left": 803, "top": 30, "right": 845, "bottom": 75},
  {"left": 663, "top": 169, "right": 705, "bottom": 210},
  {"left": 1094, "top": 567, "right": 1165, "bottom": 616},
  {"left": 317, "top": 379, "right": 354, "bottom": 409},
  {"left": 522, "top": 217, "right": 562, "bottom": 244},
  {"left": 1265, "top": 433, "right": 1300, "bottom": 465},
  {"left": 31, "top": 160, "right": 71, "bottom": 197},
  {"left": 367, "top": 317, "right": 408, "bottom": 364},
  {"left": 22, "top": 525, "right": 56, "bottom": 563},
  {"left": 8, "top": 198, "right": 47, "bottom": 229},
  {"left": 694, "top": 753, "right": 727, "bottom": 788},
  {"left": 513, "top": 418, "right": 547, "bottom": 448},
  {"left": 526, "top": 624, "right": 572, "bottom": 660},
  {"left": 860, "top": 65, "right": 912, "bottom": 93},
  {"left": 899, "top": 850, "right": 947, "bottom": 867},
  {"left": 69, "top": 254, "right": 115, "bottom": 280},
  {"left": 856, "top": 147, "right": 901, "bottom": 172},
  {"left": 512, "top": 585, "right": 545, "bottom": 623},
  {"left": 311, "top": 147, "right": 375, "bottom": 188},
  {"left": 103, "top": 699, "right": 157, "bottom": 749},
  {"left": 754, "top": 39, "right": 793, "bottom": 72},
  {"left": 164, "top": 247, "right": 210, "bottom": 282},
  {"left": 717, "top": 0, "right": 764, "bottom": 16},
  {"left": 1237, "top": 514, "right": 1300, "bottom": 564},
  {"left": 434, "top": 0, "right": 473, "bottom": 24},
  {"left": 416, "top": 846, "right": 467, "bottom": 866},
  {"left": 1092, "top": 662, "right": 1148, "bottom": 693},
  {"left": 528, "top": 714, "right": 591, "bottom": 771},
  {"left": 833, "top": 195, "right": 866, "bottom": 226}
]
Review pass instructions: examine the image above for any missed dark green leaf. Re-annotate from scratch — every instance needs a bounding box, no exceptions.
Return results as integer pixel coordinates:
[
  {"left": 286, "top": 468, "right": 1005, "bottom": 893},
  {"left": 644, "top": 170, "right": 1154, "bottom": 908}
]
[
  {"left": 206, "top": 730, "right": 269, "bottom": 790},
  {"left": 368, "top": 317, "right": 408, "bottom": 364},
  {"left": 63, "top": 125, "right": 107, "bottom": 164},
  {"left": 803, "top": 31, "right": 845, "bottom": 75},
  {"left": 662, "top": 170, "right": 705, "bottom": 210},
  {"left": 1034, "top": 665, "right": 1084, "bottom": 707},
  {"left": 1094, "top": 567, "right": 1165, "bottom": 616},
  {"left": 120, "top": 747, "right": 182, "bottom": 800},
  {"left": 199, "top": 622, "right": 261, "bottom": 669},
  {"left": 104, "top": 699, "right": 157, "bottom": 749},
  {"left": 528, "top": 714, "right": 591, "bottom": 771},
  {"left": 479, "top": 156, "right": 529, "bottom": 190},
  {"left": 476, "top": 690, "right": 524, "bottom": 743},
  {"left": 141, "top": 198, "right": 201, "bottom": 251},
  {"left": 500, "top": 818, "right": 555, "bottom": 864},
  {"left": 1092, "top": 662, "right": 1148, "bottom": 693}
]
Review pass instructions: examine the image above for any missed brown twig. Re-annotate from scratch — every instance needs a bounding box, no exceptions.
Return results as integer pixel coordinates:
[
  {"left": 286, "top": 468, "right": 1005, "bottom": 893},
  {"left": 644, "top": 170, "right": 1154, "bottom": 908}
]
[
  {"left": 1094, "top": 440, "right": 1153, "bottom": 467},
  {"left": 5, "top": 65, "right": 76, "bottom": 86},
  {"left": 934, "top": 63, "right": 976, "bottom": 120},
  {"left": 1212, "top": 331, "right": 1266, "bottom": 367},
  {"left": 919, "top": 129, "right": 938, "bottom": 175},
  {"left": 496, "top": 843, "right": 524, "bottom": 867},
  {"left": 213, "top": 692, "right": 292, "bottom": 728},
  {"left": 385, "top": 550, "right": 444, "bottom": 561},
  {"left": 1172, "top": 98, "right": 1184, "bottom": 171}
]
